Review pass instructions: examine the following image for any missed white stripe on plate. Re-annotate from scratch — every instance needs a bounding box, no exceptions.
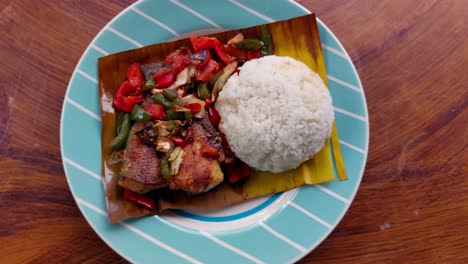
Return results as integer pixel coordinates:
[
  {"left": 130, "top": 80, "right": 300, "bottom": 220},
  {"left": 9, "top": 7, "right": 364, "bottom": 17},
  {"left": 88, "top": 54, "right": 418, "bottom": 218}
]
[
  {"left": 314, "top": 185, "right": 350, "bottom": 205},
  {"left": 76, "top": 198, "right": 203, "bottom": 264},
  {"left": 66, "top": 98, "right": 101, "bottom": 122},
  {"left": 131, "top": 7, "right": 180, "bottom": 37},
  {"left": 107, "top": 26, "right": 143, "bottom": 47},
  {"left": 340, "top": 139, "right": 366, "bottom": 154},
  {"left": 259, "top": 222, "right": 306, "bottom": 253},
  {"left": 289, "top": 202, "right": 332, "bottom": 229},
  {"left": 121, "top": 223, "right": 203, "bottom": 264},
  {"left": 76, "top": 197, "right": 107, "bottom": 215},
  {"left": 327, "top": 74, "right": 362, "bottom": 92},
  {"left": 63, "top": 156, "right": 102, "bottom": 181},
  {"left": 333, "top": 106, "right": 367, "bottom": 122},
  {"left": 200, "top": 231, "right": 264, "bottom": 264},
  {"left": 77, "top": 69, "right": 98, "bottom": 84},
  {"left": 228, "top": 0, "right": 275, "bottom": 23},
  {"left": 91, "top": 44, "right": 109, "bottom": 55},
  {"left": 169, "top": 0, "right": 222, "bottom": 29},
  {"left": 321, "top": 43, "right": 347, "bottom": 59}
]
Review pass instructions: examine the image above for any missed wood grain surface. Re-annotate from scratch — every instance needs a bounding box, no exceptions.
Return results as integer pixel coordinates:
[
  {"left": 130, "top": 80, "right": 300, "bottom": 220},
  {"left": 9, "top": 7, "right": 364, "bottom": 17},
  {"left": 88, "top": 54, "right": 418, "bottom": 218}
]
[{"left": 0, "top": 0, "right": 466, "bottom": 263}]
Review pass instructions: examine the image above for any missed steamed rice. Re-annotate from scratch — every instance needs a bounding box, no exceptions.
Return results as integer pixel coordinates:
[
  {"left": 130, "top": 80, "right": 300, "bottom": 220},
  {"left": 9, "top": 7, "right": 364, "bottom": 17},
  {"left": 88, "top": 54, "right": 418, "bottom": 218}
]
[{"left": 215, "top": 56, "right": 334, "bottom": 173}]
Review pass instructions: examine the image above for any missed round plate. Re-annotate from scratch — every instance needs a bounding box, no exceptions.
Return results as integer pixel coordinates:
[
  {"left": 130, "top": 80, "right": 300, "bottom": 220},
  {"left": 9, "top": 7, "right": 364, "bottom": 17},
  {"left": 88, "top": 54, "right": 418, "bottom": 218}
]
[{"left": 60, "top": 1, "right": 369, "bottom": 263}]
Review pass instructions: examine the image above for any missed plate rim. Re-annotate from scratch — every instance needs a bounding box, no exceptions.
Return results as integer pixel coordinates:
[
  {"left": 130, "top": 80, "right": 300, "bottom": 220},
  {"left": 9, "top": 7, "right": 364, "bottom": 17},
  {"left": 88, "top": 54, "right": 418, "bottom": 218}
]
[
  {"left": 59, "top": 0, "right": 369, "bottom": 263},
  {"left": 287, "top": 1, "right": 369, "bottom": 262}
]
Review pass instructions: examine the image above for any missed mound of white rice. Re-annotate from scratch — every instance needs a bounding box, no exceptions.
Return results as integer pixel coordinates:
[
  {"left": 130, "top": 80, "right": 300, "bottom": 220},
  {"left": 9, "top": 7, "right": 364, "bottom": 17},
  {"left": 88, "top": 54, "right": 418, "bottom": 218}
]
[{"left": 215, "top": 56, "right": 334, "bottom": 173}]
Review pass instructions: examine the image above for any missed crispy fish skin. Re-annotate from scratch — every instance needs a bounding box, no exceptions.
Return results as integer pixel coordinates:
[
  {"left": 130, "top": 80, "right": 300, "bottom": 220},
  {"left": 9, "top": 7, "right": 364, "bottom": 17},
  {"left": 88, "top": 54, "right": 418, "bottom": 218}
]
[
  {"left": 169, "top": 120, "right": 224, "bottom": 193},
  {"left": 119, "top": 122, "right": 168, "bottom": 193},
  {"left": 197, "top": 117, "right": 235, "bottom": 164}
]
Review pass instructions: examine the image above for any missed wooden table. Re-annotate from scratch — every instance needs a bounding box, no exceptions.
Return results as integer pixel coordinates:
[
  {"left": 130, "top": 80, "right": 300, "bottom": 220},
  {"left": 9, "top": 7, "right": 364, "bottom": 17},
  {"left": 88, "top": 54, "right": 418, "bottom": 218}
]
[{"left": 1, "top": 0, "right": 466, "bottom": 263}]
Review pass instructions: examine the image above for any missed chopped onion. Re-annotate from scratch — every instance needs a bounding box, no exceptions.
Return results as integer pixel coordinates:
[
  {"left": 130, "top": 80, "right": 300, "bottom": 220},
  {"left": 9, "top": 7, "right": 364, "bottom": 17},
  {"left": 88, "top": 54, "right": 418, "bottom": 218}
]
[
  {"left": 173, "top": 105, "right": 191, "bottom": 113},
  {"left": 212, "top": 62, "right": 237, "bottom": 101},
  {"left": 169, "top": 147, "right": 185, "bottom": 175},
  {"left": 151, "top": 88, "right": 164, "bottom": 94},
  {"left": 156, "top": 137, "right": 173, "bottom": 153},
  {"left": 153, "top": 122, "right": 170, "bottom": 137},
  {"left": 188, "top": 65, "right": 197, "bottom": 78},
  {"left": 166, "top": 66, "right": 193, "bottom": 90},
  {"left": 227, "top": 33, "right": 244, "bottom": 45}
]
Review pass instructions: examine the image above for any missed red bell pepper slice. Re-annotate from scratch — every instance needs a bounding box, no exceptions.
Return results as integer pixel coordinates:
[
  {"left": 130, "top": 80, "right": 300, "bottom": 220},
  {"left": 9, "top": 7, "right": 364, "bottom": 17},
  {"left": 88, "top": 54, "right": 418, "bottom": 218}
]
[
  {"left": 190, "top": 36, "right": 216, "bottom": 52},
  {"left": 155, "top": 73, "right": 176, "bottom": 88},
  {"left": 123, "top": 189, "right": 156, "bottom": 210},
  {"left": 187, "top": 103, "right": 202, "bottom": 114},
  {"left": 190, "top": 36, "right": 229, "bottom": 64},
  {"left": 165, "top": 47, "right": 189, "bottom": 65},
  {"left": 127, "top": 63, "right": 144, "bottom": 89},
  {"left": 153, "top": 67, "right": 172, "bottom": 81},
  {"left": 171, "top": 55, "right": 189, "bottom": 75},
  {"left": 113, "top": 80, "right": 144, "bottom": 112},
  {"left": 196, "top": 59, "right": 220, "bottom": 82},
  {"left": 145, "top": 103, "right": 164, "bottom": 119}
]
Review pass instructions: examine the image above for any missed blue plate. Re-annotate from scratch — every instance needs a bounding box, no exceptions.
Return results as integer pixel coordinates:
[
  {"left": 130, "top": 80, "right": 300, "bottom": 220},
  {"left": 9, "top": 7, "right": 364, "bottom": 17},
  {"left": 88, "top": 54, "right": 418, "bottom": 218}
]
[{"left": 60, "top": 1, "right": 369, "bottom": 263}]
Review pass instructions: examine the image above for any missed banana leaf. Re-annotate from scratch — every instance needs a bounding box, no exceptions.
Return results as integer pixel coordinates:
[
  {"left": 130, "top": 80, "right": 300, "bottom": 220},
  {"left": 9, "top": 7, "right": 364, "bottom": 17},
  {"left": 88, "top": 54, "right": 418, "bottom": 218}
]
[{"left": 99, "top": 14, "right": 347, "bottom": 222}]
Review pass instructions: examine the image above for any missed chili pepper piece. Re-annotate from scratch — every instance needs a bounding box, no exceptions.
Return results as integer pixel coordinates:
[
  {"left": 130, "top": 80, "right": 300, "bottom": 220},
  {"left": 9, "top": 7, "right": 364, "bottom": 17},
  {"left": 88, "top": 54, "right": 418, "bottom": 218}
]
[
  {"left": 247, "top": 50, "right": 262, "bottom": 60},
  {"left": 238, "top": 39, "right": 264, "bottom": 50},
  {"left": 197, "top": 59, "right": 220, "bottom": 82},
  {"left": 165, "top": 47, "right": 189, "bottom": 65},
  {"left": 111, "top": 113, "right": 131, "bottom": 150},
  {"left": 223, "top": 45, "right": 247, "bottom": 60},
  {"left": 142, "top": 79, "right": 154, "bottom": 92},
  {"left": 153, "top": 67, "right": 172, "bottom": 81},
  {"left": 184, "top": 111, "right": 193, "bottom": 122},
  {"left": 171, "top": 136, "right": 186, "bottom": 148},
  {"left": 152, "top": 93, "right": 173, "bottom": 110},
  {"left": 214, "top": 41, "right": 229, "bottom": 64},
  {"left": 190, "top": 36, "right": 216, "bottom": 52},
  {"left": 227, "top": 160, "right": 252, "bottom": 184},
  {"left": 166, "top": 110, "right": 186, "bottom": 120},
  {"left": 204, "top": 98, "right": 212, "bottom": 108},
  {"left": 113, "top": 80, "right": 144, "bottom": 112},
  {"left": 123, "top": 189, "right": 156, "bottom": 210},
  {"left": 115, "top": 111, "right": 124, "bottom": 135},
  {"left": 208, "top": 107, "right": 221, "bottom": 127},
  {"left": 171, "top": 54, "right": 190, "bottom": 75},
  {"left": 130, "top": 105, "right": 151, "bottom": 121}
]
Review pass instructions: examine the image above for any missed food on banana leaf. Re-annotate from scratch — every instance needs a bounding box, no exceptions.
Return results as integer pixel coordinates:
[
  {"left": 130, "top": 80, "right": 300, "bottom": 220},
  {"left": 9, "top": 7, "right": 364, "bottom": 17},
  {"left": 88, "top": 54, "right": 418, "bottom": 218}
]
[{"left": 99, "top": 14, "right": 347, "bottom": 222}]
